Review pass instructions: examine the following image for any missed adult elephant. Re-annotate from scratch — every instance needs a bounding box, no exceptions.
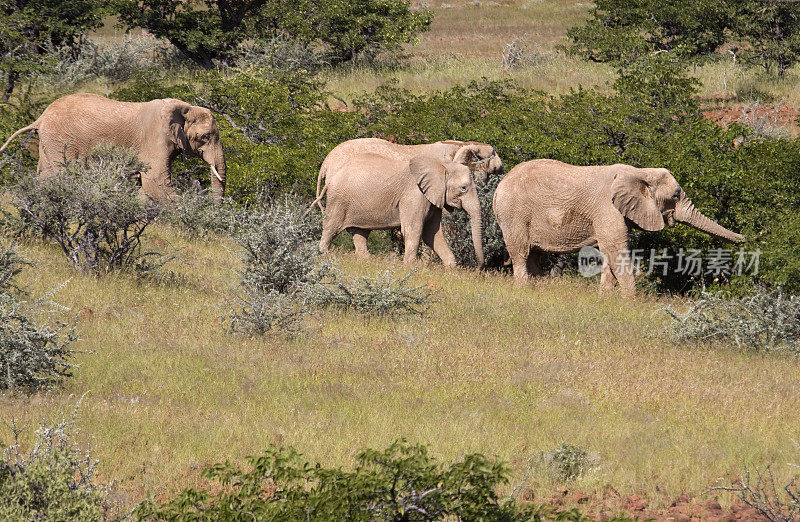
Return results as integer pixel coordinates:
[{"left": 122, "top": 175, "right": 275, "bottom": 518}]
[
  {"left": 319, "top": 153, "right": 484, "bottom": 267},
  {"left": 493, "top": 159, "right": 745, "bottom": 295},
  {"left": 0, "top": 93, "right": 226, "bottom": 202},
  {"left": 311, "top": 137, "right": 503, "bottom": 210}
]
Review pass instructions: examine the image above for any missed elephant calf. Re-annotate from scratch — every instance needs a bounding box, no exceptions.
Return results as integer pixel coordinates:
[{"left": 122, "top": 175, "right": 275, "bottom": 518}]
[
  {"left": 319, "top": 153, "right": 484, "bottom": 267},
  {"left": 0, "top": 93, "right": 226, "bottom": 202},
  {"left": 493, "top": 159, "right": 745, "bottom": 295}
]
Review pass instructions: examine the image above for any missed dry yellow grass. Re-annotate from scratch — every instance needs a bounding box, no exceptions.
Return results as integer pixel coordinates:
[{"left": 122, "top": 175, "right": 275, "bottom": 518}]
[{"left": 2, "top": 225, "right": 799, "bottom": 512}]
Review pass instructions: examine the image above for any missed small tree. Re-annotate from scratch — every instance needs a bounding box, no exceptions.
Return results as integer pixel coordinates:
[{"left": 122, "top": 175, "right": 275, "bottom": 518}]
[
  {"left": 566, "top": 0, "right": 731, "bottom": 63},
  {"left": 113, "top": 0, "right": 431, "bottom": 69},
  {"left": 12, "top": 145, "right": 163, "bottom": 274},
  {"left": 0, "top": 0, "right": 105, "bottom": 98},
  {"left": 732, "top": 0, "right": 800, "bottom": 76}
]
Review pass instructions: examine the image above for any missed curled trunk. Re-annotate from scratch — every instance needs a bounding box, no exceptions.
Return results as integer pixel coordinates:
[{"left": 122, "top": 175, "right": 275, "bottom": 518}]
[{"left": 674, "top": 194, "right": 745, "bottom": 243}]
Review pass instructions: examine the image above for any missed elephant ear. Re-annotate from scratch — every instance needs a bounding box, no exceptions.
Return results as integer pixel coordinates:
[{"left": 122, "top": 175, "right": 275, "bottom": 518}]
[
  {"left": 161, "top": 99, "right": 192, "bottom": 151},
  {"left": 610, "top": 166, "right": 665, "bottom": 231},
  {"left": 410, "top": 155, "right": 446, "bottom": 208}
]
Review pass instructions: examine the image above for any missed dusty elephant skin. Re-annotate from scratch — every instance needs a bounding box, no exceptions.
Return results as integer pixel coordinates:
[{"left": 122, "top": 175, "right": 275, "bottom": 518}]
[
  {"left": 0, "top": 93, "right": 226, "bottom": 202},
  {"left": 318, "top": 152, "right": 485, "bottom": 267},
  {"left": 311, "top": 137, "right": 503, "bottom": 210},
  {"left": 492, "top": 159, "right": 746, "bottom": 296}
]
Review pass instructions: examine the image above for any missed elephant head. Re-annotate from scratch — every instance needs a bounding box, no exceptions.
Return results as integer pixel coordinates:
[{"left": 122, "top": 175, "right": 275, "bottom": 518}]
[
  {"left": 611, "top": 166, "right": 745, "bottom": 242},
  {"left": 451, "top": 142, "right": 503, "bottom": 183},
  {"left": 163, "top": 100, "right": 226, "bottom": 200},
  {"left": 410, "top": 155, "right": 485, "bottom": 267}
]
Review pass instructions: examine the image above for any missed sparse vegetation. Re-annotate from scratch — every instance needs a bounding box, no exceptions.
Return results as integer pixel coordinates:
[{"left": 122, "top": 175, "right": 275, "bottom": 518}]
[
  {"left": 0, "top": 244, "right": 77, "bottom": 392},
  {"left": 11, "top": 146, "right": 163, "bottom": 274},
  {"left": 710, "top": 464, "right": 800, "bottom": 522},
  {"left": 0, "top": 406, "right": 112, "bottom": 520},
  {"left": 541, "top": 444, "right": 598, "bottom": 482},
  {"left": 306, "top": 269, "right": 432, "bottom": 317},
  {"left": 1, "top": 0, "right": 800, "bottom": 517},
  {"left": 665, "top": 289, "right": 800, "bottom": 354}
]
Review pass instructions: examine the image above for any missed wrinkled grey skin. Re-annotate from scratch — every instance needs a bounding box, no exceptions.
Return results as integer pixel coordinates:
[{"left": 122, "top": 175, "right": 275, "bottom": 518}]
[
  {"left": 493, "top": 159, "right": 745, "bottom": 295},
  {"left": 312, "top": 137, "right": 503, "bottom": 211},
  {"left": 0, "top": 93, "right": 226, "bottom": 202},
  {"left": 319, "top": 153, "right": 485, "bottom": 267}
]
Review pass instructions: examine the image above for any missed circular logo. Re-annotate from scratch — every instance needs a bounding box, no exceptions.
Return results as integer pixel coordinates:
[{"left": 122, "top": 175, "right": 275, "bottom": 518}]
[{"left": 578, "top": 246, "right": 604, "bottom": 277}]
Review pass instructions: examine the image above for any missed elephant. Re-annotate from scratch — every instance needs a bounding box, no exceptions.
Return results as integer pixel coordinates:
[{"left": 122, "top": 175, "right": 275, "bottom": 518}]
[
  {"left": 319, "top": 153, "right": 485, "bottom": 267},
  {"left": 493, "top": 159, "right": 746, "bottom": 295},
  {"left": 311, "top": 137, "right": 503, "bottom": 210},
  {"left": 0, "top": 93, "right": 226, "bottom": 202}
]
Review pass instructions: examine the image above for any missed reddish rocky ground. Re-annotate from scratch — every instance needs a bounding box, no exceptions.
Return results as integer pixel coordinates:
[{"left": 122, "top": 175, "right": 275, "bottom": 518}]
[
  {"left": 536, "top": 487, "right": 770, "bottom": 521},
  {"left": 703, "top": 102, "right": 800, "bottom": 136}
]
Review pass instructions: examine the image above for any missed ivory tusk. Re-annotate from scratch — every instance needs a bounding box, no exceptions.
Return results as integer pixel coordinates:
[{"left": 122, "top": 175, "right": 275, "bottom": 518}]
[{"left": 210, "top": 164, "right": 223, "bottom": 183}]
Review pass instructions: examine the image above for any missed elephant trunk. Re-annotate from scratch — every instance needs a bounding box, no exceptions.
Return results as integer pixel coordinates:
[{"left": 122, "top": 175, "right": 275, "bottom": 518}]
[
  {"left": 674, "top": 193, "right": 745, "bottom": 243},
  {"left": 206, "top": 146, "right": 226, "bottom": 201},
  {"left": 461, "top": 188, "right": 485, "bottom": 268}
]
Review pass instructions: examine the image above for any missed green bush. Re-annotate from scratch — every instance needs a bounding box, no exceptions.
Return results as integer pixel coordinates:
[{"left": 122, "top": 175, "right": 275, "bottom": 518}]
[
  {"left": 11, "top": 146, "right": 163, "bottom": 274},
  {"left": 540, "top": 444, "right": 598, "bottom": 482},
  {"left": 227, "top": 197, "right": 323, "bottom": 334},
  {"left": 136, "top": 439, "right": 567, "bottom": 521},
  {"left": 110, "top": 59, "right": 800, "bottom": 293},
  {"left": 114, "top": 0, "right": 431, "bottom": 69},
  {"left": 0, "top": 409, "right": 111, "bottom": 520},
  {"left": 0, "top": 244, "right": 78, "bottom": 392}
]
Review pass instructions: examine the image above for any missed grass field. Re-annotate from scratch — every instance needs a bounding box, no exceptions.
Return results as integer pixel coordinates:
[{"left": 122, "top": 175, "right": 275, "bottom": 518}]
[
  {"left": 3, "top": 225, "right": 800, "bottom": 513},
  {"left": 2, "top": 0, "right": 799, "bottom": 517}
]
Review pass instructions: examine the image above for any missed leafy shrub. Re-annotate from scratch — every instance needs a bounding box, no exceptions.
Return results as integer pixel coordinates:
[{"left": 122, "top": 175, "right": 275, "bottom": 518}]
[
  {"left": 11, "top": 146, "right": 163, "bottom": 274},
  {"left": 136, "top": 439, "right": 546, "bottom": 521},
  {"left": 0, "top": 407, "right": 111, "bottom": 520},
  {"left": 540, "top": 444, "right": 598, "bottom": 482},
  {"left": 665, "top": 289, "right": 800, "bottom": 354},
  {"left": 236, "top": 37, "right": 328, "bottom": 74},
  {"left": 158, "top": 186, "right": 241, "bottom": 239},
  {"left": 305, "top": 270, "right": 432, "bottom": 318},
  {"left": 43, "top": 35, "right": 183, "bottom": 86},
  {"left": 228, "top": 198, "right": 323, "bottom": 334},
  {"left": 0, "top": 0, "right": 105, "bottom": 97},
  {"left": 0, "top": 244, "right": 77, "bottom": 392}
]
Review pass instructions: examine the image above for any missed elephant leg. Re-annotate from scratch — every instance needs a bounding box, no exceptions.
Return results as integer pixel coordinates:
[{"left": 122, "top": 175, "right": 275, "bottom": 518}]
[
  {"left": 599, "top": 263, "right": 616, "bottom": 293},
  {"left": 401, "top": 225, "right": 423, "bottom": 264},
  {"left": 320, "top": 207, "right": 345, "bottom": 254},
  {"left": 510, "top": 251, "right": 530, "bottom": 282},
  {"left": 347, "top": 227, "right": 371, "bottom": 259},
  {"left": 141, "top": 165, "right": 177, "bottom": 202},
  {"left": 421, "top": 211, "right": 457, "bottom": 267},
  {"left": 527, "top": 250, "right": 544, "bottom": 277},
  {"left": 601, "top": 244, "right": 635, "bottom": 296}
]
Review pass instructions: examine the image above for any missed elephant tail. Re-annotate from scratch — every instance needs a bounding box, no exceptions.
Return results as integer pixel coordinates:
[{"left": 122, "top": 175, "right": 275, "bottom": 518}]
[
  {"left": 305, "top": 163, "right": 328, "bottom": 215},
  {"left": 0, "top": 120, "right": 40, "bottom": 153},
  {"left": 304, "top": 184, "right": 327, "bottom": 217}
]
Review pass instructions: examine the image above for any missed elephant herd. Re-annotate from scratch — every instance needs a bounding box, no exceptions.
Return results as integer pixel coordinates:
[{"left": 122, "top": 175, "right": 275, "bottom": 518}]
[{"left": 1, "top": 93, "right": 746, "bottom": 296}]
